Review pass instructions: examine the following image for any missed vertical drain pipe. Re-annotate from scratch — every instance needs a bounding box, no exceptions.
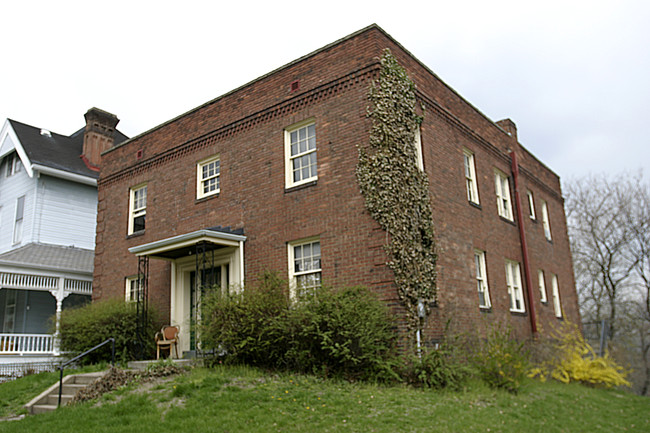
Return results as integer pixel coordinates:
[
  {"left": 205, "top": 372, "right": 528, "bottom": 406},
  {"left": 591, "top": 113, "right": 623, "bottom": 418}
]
[{"left": 510, "top": 151, "right": 538, "bottom": 336}]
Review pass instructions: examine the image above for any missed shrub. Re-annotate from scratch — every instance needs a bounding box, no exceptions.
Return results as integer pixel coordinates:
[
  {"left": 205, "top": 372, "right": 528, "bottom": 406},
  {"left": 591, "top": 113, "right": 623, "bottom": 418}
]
[
  {"left": 284, "top": 286, "right": 399, "bottom": 381},
  {"left": 58, "top": 299, "right": 156, "bottom": 364},
  {"left": 529, "top": 321, "right": 630, "bottom": 388},
  {"left": 200, "top": 273, "right": 399, "bottom": 382},
  {"left": 471, "top": 324, "right": 529, "bottom": 393},
  {"left": 402, "top": 346, "right": 470, "bottom": 390}
]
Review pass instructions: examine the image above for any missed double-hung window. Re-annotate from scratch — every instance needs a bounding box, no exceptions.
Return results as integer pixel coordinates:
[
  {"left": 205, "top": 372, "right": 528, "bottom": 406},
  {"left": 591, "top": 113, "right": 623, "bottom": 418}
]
[
  {"left": 128, "top": 184, "right": 147, "bottom": 234},
  {"left": 464, "top": 149, "right": 479, "bottom": 204},
  {"left": 5, "top": 153, "right": 22, "bottom": 177},
  {"left": 474, "top": 250, "right": 490, "bottom": 309},
  {"left": 197, "top": 156, "right": 220, "bottom": 199},
  {"left": 538, "top": 270, "right": 548, "bottom": 303},
  {"left": 288, "top": 238, "right": 321, "bottom": 298},
  {"left": 505, "top": 260, "right": 525, "bottom": 313},
  {"left": 494, "top": 170, "right": 513, "bottom": 220},
  {"left": 13, "top": 196, "right": 25, "bottom": 245},
  {"left": 285, "top": 120, "right": 317, "bottom": 188},
  {"left": 541, "top": 200, "right": 552, "bottom": 240},
  {"left": 527, "top": 190, "right": 536, "bottom": 220},
  {"left": 551, "top": 274, "right": 562, "bottom": 318},
  {"left": 125, "top": 276, "right": 143, "bottom": 302}
]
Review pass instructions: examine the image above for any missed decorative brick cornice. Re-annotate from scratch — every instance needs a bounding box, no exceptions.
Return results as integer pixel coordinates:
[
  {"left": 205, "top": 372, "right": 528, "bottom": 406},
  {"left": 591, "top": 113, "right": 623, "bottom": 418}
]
[{"left": 99, "top": 64, "right": 380, "bottom": 187}]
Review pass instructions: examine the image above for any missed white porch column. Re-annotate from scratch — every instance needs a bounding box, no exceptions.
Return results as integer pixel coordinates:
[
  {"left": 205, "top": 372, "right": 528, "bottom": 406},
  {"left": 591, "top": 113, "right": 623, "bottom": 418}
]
[{"left": 49, "top": 277, "right": 70, "bottom": 356}]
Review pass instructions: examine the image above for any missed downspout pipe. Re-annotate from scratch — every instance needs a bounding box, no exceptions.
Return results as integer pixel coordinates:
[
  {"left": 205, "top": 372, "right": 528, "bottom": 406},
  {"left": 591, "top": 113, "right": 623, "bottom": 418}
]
[{"left": 510, "top": 151, "right": 538, "bottom": 336}]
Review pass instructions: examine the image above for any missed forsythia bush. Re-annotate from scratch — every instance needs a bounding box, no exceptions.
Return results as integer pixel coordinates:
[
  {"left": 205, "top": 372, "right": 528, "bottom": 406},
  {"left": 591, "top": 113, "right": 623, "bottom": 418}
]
[
  {"left": 472, "top": 324, "right": 529, "bottom": 393},
  {"left": 529, "top": 322, "right": 630, "bottom": 388}
]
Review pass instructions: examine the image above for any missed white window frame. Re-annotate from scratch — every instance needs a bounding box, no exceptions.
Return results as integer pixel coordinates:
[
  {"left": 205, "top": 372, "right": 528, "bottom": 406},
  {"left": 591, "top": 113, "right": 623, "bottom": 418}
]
[
  {"left": 288, "top": 237, "right": 321, "bottom": 299},
  {"left": 128, "top": 184, "right": 147, "bottom": 235},
  {"left": 463, "top": 149, "right": 479, "bottom": 204},
  {"left": 197, "top": 155, "right": 221, "bottom": 199},
  {"left": 5, "top": 153, "right": 22, "bottom": 177},
  {"left": 494, "top": 170, "right": 513, "bottom": 221},
  {"left": 505, "top": 260, "right": 525, "bottom": 313},
  {"left": 125, "top": 276, "right": 142, "bottom": 302},
  {"left": 284, "top": 119, "right": 317, "bottom": 188},
  {"left": 474, "top": 250, "right": 491, "bottom": 309},
  {"left": 541, "top": 199, "right": 552, "bottom": 241},
  {"left": 527, "top": 190, "right": 536, "bottom": 220},
  {"left": 538, "top": 269, "right": 547, "bottom": 303},
  {"left": 414, "top": 127, "right": 424, "bottom": 171},
  {"left": 551, "top": 274, "right": 562, "bottom": 318},
  {"left": 13, "top": 195, "right": 25, "bottom": 245}
]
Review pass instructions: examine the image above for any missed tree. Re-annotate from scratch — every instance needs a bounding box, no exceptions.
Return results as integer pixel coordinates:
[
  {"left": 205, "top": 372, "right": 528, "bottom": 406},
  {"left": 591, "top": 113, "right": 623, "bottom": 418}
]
[{"left": 565, "top": 172, "right": 650, "bottom": 395}]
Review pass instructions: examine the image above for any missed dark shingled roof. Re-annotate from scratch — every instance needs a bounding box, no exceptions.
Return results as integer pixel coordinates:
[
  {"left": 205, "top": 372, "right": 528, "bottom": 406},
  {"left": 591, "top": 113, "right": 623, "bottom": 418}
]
[
  {"left": 0, "top": 243, "right": 94, "bottom": 274},
  {"left": 7, "top": 119, "right": 128, "bottom": 179}
]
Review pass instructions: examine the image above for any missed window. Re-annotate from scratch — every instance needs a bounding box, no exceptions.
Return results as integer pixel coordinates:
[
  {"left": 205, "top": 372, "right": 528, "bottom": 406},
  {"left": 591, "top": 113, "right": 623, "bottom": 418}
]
[
  {"left": 5, "top": 153, "right": 22, "bottom": 177},
  {"left": 538, "top": 270, "right": 547, "bottom": 303},
  {"left": 197, "top": 156, "right": 220, "bottom": 199},
  {"left": 288, "top": 238, "right": 321, "bottom": 298},
  {"left": 414, "top": 127, "right": 424, "bottom": 171},
  {"left": 125, "top": 276, "right": 143, "bottom": 302},
  {"left": 494, "top": 170, "right": 513, "bottom": 220},
  {"left": 474, "top": 250, "right": 491, "bottom": 309},
  {"left": 541, "top": 200, "right": 552, "bottom": 240},
  {"left": 527, "top": 190, "right": 536, "bottom": 220},
  {"left": 285, "top": 120, "right": 317, "bottom": 188},
  {"left": 551, "top": 274, "right": 562, "bottom": 318},
  {"left": 505, "top": 260, "right": 525, "bottom": 313},
  {"left": 128, "top": 184, "right": 147, "bottom": 234},
  {"left": 13, "top": 196, "right": 25, "bottom": 245},
  {"left": 463, "top": 149, "right": 479, "bottom": 204}
]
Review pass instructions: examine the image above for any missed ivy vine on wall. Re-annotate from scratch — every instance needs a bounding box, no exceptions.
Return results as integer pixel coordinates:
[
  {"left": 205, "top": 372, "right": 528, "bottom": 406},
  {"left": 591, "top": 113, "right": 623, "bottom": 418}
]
[{"left": 356, "top": 49, "right": 438, "bottom": 350}]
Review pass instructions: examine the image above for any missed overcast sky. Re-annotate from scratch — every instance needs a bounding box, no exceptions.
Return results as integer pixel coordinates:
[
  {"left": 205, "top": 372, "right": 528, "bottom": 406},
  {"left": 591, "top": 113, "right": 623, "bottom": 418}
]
[{"left": 2, "top": 0, "right": 648, "bottom": 184}]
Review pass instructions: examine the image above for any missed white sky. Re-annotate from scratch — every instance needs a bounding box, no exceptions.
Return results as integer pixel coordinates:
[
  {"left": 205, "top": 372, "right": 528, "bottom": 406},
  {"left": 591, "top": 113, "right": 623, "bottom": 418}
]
[{"left": 1, "top": 0, "right": 648, "bottom": 183}]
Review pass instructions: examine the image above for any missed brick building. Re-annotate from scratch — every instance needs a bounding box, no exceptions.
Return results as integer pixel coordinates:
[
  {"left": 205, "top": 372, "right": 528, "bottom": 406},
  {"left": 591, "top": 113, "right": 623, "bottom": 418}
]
[{"left": 94, "top": 25, "right": 580, "bottom": 354}]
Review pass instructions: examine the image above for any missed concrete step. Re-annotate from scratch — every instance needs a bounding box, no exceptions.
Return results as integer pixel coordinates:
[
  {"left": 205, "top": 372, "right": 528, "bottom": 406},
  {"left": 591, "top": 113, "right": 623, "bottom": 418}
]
[{"left": 24, "top": 370, "right": 108, "bottom": 415}]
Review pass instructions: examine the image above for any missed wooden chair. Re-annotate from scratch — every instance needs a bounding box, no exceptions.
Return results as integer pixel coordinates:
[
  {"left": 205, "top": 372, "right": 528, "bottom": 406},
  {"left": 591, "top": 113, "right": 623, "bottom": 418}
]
[{"left": 155, "top": 325, "right": 180, "bottom": 359}]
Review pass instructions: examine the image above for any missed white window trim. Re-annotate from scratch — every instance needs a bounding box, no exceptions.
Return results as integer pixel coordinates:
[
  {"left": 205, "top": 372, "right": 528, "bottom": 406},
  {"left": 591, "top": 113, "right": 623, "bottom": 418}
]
[
  {"left": 125, "top": 276, "right": 141, "bottom": 302},
  {"left": 196, "top": 155, "right": 221, "bottom": 199},
  {"left": 284, "top": 119, "right": 317, "bottom": 188},
  {"left": 474, "top": 249, "right": 491, "bottom": 309},
  {"left": 551, "top": 274, "right": 562, "bottom": 318},
  {"left": 464, "top": 149, "right": 479, "bottom": 204},
  {"left": 288, "top": 237, "right": 321, "bottom": 300},
  {"left": 414, "top": 127, "right": 424, "bottom": 172},
  {"left": 494, "top": 169, "right": 513, "bottom": 221},
  {"left": 527, "top": 190, "right": 536, "bottom": 220},
  {"left": 128, "top": 183, "right": 147, "bottom": 235},
  {"left": 505, "top": 260, "right": 525, "bottom": 313},
  {"left": 13, "top": 195, "right": 25, "bottom": 245},
  {"left": 538, "top": 269, "right": 547, "bottom": 303},
  {"left": 541, "top": 199, "right": 552, "bottom": 241}
]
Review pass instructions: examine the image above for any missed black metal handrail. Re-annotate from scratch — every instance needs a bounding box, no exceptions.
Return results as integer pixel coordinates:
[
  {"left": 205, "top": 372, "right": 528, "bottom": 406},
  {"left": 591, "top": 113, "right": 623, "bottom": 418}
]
[{"left": 58, "top": 338, "right": 115, "bottom": 407}]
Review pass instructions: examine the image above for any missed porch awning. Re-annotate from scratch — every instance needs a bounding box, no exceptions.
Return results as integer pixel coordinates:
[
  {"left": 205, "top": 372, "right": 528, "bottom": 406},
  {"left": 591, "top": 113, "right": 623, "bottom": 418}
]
[{"left": 128, "top": 229, "right": 247, "bottom": 260}]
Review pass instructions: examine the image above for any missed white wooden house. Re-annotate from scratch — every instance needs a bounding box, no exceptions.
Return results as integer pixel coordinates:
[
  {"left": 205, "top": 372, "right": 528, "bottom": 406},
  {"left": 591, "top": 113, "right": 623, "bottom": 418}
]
[{"left": 0, "top": 108, "right": 127, "bottom": 368}]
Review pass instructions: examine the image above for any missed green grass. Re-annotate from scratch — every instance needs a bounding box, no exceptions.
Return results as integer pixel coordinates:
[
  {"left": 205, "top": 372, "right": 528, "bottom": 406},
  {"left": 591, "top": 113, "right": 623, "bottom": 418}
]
[{"left": 0, "top": 365, "right": 648, "bottom": 432}]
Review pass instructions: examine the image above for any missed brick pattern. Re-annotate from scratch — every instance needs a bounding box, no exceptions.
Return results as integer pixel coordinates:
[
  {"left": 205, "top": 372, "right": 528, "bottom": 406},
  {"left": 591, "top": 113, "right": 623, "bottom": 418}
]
[{"left": 94, "top": 25, "right": 580, "bottom": 345}]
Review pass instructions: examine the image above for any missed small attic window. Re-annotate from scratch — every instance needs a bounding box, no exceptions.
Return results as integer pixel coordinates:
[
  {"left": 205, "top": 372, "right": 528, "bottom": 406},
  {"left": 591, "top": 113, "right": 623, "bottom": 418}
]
[
  {"left": 290, "top": 80, "right": 300, "bottom": 92},
  {"left": 40, "top": 129, "right": 51, "bottom": 137}
]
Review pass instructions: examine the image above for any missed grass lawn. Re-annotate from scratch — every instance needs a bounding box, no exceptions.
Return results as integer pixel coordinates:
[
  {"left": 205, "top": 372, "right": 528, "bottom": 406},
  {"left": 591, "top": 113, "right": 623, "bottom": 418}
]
[{"left": 0, "top": 364, "right": 648, "bottom": 432}]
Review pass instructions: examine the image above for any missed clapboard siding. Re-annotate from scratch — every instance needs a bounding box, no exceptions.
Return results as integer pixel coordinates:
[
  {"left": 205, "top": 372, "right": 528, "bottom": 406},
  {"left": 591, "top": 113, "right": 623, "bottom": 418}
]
[
  {"left": 0, "top": 160, "right": 36, "bottom": 254},
  {"left": 37, "top": 175, "right": 97, "bottom": 250}
]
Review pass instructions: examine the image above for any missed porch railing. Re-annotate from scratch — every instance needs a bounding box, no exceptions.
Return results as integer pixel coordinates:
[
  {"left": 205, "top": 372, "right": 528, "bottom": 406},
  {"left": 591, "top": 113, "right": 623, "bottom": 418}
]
[{"left": 0, "top": 333, "right": 54, "bottom": 355}]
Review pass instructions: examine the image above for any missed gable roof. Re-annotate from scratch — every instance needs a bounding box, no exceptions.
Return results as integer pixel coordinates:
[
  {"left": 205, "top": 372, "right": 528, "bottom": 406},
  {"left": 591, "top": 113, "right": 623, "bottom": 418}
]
[
  {"left": 0, "top": 243, "right": 94, "bottom": 274},
  {"left": 5, "top": 118, "right": 128, "bottom": 180}
]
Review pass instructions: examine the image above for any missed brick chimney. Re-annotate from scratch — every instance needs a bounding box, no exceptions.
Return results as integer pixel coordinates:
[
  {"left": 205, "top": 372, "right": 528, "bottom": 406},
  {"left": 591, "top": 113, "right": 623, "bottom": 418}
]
[
  {"left": 82, "top": 107, "right": 120, "bottom": 168},
  {"left": 496, "top": 118, "right": 518, "bottom": 142}
]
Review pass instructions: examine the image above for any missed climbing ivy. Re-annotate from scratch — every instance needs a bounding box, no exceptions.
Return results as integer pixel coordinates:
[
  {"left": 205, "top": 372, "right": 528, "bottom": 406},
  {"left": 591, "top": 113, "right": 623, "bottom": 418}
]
[{"left": 356, "top": 49, "right": 438, "bottom": 351}]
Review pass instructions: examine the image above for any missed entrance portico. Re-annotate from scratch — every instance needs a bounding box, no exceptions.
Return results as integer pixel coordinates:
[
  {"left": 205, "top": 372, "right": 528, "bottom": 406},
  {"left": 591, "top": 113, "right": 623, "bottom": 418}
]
[{"left": 128, "top": 228, "right": 246, "bottom": 355}]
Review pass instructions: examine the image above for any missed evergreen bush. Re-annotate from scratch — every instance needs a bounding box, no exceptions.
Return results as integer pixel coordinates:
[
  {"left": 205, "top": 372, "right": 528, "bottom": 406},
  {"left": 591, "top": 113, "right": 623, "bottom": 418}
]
[{"left": 58, "top": 299, "right": 155, "bottom": 364}]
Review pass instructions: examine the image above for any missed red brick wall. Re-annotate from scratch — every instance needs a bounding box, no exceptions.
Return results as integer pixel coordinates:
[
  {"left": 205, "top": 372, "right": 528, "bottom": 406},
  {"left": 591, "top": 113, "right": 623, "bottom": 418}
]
[{"left": 95, "top": 25, "right": 580, "bottom": 345}]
